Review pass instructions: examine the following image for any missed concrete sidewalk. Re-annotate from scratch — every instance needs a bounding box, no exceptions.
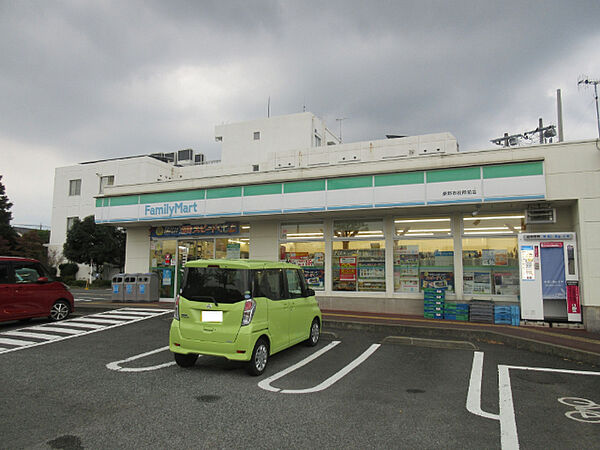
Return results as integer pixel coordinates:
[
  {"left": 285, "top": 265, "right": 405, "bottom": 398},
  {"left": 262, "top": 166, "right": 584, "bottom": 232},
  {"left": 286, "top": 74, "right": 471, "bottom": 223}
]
[{"left": 73, "top": 301, "right": 600, "bottom": 366}]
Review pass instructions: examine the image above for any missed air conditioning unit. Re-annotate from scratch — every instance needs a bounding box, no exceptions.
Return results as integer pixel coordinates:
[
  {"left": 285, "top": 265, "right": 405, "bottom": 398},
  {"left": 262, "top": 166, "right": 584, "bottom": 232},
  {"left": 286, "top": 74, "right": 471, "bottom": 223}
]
[
  {"left": 525, "top": 208, "right": 556, "bottom": 224},
  {"left": 194, "top": 153, "right": 205, "bottom": 164},
  {"left": 178, "top": 149, "right": 193, "bottom": 162}
]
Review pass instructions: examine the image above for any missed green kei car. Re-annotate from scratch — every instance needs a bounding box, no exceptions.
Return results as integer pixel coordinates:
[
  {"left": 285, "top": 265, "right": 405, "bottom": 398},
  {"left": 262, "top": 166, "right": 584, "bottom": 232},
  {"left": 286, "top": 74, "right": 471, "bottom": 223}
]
[{"left": 169, "top": 259, "right": 322, "bottom": 375}]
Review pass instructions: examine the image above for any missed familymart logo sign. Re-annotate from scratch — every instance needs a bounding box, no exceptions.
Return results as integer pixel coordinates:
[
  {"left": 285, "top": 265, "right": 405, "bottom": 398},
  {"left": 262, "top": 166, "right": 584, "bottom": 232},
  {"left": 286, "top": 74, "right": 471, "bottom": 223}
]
[{"left": 144, "top": 201, "right": 199, "bottom": 218}]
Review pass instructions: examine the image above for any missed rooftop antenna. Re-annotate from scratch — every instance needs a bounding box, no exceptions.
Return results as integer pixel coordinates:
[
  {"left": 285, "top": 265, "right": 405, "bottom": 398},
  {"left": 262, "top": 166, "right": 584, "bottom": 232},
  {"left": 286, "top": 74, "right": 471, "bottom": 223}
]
[
  {"left": 336, "top": 117, "right": 347, "bottom": 143},
  {"left": 267, "top": 96, "right": 271, "bottom": 118},
  {"left": 577, "top": 75, "right": 600, "bottom": 138}
]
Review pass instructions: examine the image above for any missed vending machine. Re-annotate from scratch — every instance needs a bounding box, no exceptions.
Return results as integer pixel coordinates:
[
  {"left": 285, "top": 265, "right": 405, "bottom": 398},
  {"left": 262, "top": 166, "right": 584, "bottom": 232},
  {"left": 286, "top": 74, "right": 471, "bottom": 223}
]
[{"left": 518, "top": 232, "right": 580, "bottom": 322}]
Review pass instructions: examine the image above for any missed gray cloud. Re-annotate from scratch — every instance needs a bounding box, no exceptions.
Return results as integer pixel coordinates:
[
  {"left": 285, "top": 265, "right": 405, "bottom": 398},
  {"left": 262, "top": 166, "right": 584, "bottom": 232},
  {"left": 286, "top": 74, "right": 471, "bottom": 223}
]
[{"left": 1, "top": 0, "right": 599, "bottom": 225}]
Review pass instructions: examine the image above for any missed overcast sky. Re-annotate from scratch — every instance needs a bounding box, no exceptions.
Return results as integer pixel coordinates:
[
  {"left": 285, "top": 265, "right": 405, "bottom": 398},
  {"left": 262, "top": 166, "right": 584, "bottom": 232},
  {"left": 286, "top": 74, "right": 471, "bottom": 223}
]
[{"left": 1, "top": 0, "right": 599, "bottom": 228}]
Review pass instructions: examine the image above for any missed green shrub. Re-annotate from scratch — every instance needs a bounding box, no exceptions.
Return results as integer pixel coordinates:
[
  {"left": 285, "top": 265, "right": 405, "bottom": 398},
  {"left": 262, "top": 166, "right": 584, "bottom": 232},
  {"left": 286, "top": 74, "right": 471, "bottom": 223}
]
[
  {"left": 91, "top": 279, "right": 112, "bottom": 288},
  {"left": 67, "top": 280, "right": 88, "bottom": 288},
  {"left": 59, "top": 262, "right": 79, "bottom": 279}
]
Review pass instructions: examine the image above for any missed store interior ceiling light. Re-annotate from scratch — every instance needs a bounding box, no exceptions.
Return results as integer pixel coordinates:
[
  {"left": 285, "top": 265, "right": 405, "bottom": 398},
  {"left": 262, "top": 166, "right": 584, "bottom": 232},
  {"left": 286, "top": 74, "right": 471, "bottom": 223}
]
[
  {"left": 241, "top": 225, "right": 251, "bottom": 230},
  {"left": 405, "top": 228, "right": 451, "bottom": 233},
  {"left": 464, "top": 230, "right": 516, "bottom": 235},
  {"left": 286, "top": 232, "right": 324, "bottom": 237},
  {"left": 463, "top": 215, "right": 524, "bottom": 221},
  {"left": 402, "top": 232, "right": 435, "bottom": 236},
  {"left": 395, "top": 218, "right": 450, "bottom": 223},
  {"left": 463, "top": 227, "right": 521, "bottom": 231}
]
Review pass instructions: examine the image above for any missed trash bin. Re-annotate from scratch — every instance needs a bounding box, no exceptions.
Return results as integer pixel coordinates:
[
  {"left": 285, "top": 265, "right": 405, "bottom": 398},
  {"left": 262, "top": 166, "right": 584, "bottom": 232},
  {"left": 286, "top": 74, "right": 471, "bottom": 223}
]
[
  {"left": 136, "top": 273, "right": 160, "bottom": 302},
  {"left": 111, "top": 274, "right": 125, "bottom": 302},
  {"left": 123, "top": 275, "right": 138, "bottom": 302}
]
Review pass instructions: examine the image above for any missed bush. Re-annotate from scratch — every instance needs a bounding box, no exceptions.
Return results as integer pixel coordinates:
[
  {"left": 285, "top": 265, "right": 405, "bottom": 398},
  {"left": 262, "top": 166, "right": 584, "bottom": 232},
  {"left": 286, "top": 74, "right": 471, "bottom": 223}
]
[
  {"left": 92, "top": 279, "right": 112, "bottom": 288},
  {"left": 67, "top": 280, "right": 88, "bottom": 288},
  {"left": 59, "top": 262, "right": 79, "bottom": 279}
]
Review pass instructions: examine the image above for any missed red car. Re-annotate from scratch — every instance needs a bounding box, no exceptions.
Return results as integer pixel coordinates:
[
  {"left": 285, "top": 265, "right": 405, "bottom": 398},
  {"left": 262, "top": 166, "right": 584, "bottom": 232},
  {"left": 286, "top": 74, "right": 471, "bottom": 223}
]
[{"left": 0, "top": 256, "right": 75, "bottom": 323}]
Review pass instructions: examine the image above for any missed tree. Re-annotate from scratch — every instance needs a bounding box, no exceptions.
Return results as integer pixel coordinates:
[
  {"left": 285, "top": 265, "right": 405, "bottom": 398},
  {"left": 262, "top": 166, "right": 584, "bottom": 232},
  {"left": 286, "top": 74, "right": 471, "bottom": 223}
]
[
  {"left": 17, "top": 230, "right": 48, "bottom": 264},
  {"left": 63, "top": 215, "right": 126, "bottom": 275},
  {"left": 0, "top": 175, "right": 19, "bottom": 255}
]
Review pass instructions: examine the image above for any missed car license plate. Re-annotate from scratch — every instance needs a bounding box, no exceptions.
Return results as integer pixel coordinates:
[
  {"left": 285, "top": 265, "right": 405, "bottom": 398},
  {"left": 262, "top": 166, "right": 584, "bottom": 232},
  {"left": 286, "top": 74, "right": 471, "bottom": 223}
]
[{"left": 202, "top": 311, "right": 223, "bottom": 322}]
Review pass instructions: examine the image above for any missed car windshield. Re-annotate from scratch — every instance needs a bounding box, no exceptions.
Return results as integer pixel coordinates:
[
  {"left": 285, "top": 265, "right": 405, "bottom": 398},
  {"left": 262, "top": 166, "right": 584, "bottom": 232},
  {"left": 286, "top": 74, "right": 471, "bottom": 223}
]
[{"left": 181, "top": 267, "right": 251, "bottom": 303}]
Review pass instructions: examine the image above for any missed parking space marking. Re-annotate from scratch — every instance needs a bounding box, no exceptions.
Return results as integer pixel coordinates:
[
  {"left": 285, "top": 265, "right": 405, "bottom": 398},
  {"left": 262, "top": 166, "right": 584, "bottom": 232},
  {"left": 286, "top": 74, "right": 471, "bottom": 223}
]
[
  {"left": 467, "top": 351, "right": 600, "bottom": 450},
  {"left": 0, "top": 308, "right": 171, "bottom": 354},
  {"left": 467, "top": 351, "right": 499, "bottom": 420},
  {"left": 106, "top": 346, "right": 177, "bottom": 372},
  {"left": 69, "top": 317, "right": 127, "bottom": 324},
  {"left": 258, "top": 341, "right": 340, "bottom": 392},
  {"left": 3, "top": 330, "right": 62, "bottom": 341},
  {"left": 27, "top": 325, "right": 85, "bottom": 335},
  {"left": 259, "top": 342, "right": 381, "bottom": 394}
]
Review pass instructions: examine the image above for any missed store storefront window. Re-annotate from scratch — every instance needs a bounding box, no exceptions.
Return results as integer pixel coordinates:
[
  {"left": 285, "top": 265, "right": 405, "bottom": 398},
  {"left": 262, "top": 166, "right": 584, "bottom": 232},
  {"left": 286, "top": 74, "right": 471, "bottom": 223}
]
[
  {"left": 462, "top": 214, "right": 522, "bottom": 296},
  {"left": 333, "top": 219, "right": 385, "bottom": 292},
  {"left": 280, "top": 223, "right": 325, "bottom": 290},
  {"left": 215, "top": 238, "right": 250, "bottom": 259},
  {"left": 394, "top": 217, "right": 454, "bottom": 293}
]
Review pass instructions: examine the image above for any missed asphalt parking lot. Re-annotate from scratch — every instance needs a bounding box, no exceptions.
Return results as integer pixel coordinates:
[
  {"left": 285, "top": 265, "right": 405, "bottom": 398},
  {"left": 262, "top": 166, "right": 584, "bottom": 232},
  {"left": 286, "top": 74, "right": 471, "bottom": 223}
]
[{"left": 1, "top": 310, "right": 599, "bottom": 449}]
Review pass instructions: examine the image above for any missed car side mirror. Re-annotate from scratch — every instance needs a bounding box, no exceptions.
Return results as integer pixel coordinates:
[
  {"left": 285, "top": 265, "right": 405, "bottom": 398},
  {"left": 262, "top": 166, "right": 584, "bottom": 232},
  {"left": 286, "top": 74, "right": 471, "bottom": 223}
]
[
  {"left": 305, "top": 288, "right": 315, "bottom": 297},
  {"left": 36, "top": 276, "right": 49, "bottom": 283}
]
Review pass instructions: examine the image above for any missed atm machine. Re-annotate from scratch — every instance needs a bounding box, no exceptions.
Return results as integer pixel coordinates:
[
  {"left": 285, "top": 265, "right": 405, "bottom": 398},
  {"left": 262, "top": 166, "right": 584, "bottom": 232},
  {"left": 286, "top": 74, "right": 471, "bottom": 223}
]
[{"left": 518, "top": 232, "right": 580, "bottom": 322}]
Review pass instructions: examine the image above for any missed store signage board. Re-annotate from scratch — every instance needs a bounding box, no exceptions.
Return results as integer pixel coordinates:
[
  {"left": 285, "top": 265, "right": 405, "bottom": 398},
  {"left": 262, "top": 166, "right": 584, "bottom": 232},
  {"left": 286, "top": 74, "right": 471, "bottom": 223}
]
[
  {"left": 150, "top": 223, "right": 239, "bottom": 238},
  {"left": 96, "top": 161, "right": 546, "bottom": 224}
]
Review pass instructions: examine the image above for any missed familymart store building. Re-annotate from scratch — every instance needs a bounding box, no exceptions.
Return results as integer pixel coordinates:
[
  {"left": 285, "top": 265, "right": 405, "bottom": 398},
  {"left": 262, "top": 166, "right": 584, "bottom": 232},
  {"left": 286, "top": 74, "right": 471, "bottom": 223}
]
[{"left": 96, "top": 140, "right": 600, "bottom": 331}]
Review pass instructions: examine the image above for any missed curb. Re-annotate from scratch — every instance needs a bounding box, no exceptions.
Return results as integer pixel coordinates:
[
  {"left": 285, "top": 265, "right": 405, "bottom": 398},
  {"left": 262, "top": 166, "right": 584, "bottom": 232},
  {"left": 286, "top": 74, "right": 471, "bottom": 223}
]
[
  {"left": 72, "top": 302, "right": 599, "bottom": 366},
  {"left": 323, "top": 319, "right": 600, "bottom": 366}
]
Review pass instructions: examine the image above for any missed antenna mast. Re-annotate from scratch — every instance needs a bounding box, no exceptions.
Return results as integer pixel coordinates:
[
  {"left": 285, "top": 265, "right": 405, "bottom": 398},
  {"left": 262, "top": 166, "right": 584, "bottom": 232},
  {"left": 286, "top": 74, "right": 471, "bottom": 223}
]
[
  {"left": 336, "top": 117, "right": 347, "bottom": 143},
  {"left": 578, "top": 76, "right": 600, "bottom": 138}
]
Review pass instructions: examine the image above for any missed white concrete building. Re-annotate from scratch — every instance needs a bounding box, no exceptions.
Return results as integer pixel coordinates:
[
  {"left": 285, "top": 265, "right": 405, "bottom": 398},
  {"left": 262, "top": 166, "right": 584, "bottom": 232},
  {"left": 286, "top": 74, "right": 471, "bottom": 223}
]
[{"left": 50, "top": 112, "right": 600, "bottom": 331}]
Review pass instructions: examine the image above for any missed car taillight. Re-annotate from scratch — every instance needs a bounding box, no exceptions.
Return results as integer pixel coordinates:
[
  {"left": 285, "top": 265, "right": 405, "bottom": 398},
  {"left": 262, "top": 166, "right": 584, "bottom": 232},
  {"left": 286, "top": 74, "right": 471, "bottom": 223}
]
[
  {"left": 174, "top": 295, "right": 180, "bottom": 320},
  {"left": 241, "top": 298, "right": 256, "bottom": 326}
]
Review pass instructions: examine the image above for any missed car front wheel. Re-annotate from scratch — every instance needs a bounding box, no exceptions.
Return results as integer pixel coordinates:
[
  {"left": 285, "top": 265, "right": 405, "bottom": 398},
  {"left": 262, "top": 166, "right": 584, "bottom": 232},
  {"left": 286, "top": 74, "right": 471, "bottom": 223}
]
[
  {"left": 49, "top": 300, "right": 70, "bottom": 321},
  {"left": 248, "top": 338, "right": 269, "bottom": 376}
]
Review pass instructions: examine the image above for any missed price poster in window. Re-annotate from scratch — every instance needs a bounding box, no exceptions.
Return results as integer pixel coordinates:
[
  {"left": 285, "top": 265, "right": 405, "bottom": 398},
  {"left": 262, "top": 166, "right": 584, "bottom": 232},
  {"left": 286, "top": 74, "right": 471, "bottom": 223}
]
[{"left": 339, "top": 256, "right": 357, "bottom": 281}]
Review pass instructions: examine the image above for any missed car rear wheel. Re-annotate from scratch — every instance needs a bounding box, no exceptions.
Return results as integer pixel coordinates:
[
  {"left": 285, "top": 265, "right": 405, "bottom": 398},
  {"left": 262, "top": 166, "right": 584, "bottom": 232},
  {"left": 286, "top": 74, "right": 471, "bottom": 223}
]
[
  {"left": 49, "top": 300, "right": 70, "bottom": 321},
  {"left": 248, "top": 338, "right": 269, "bottom": 376},
  {"left": 174, "top": 353, "right": 198, "bottom": 368},
  {"left": 306, "top": 319, "right": 320, "bottom": 347}
]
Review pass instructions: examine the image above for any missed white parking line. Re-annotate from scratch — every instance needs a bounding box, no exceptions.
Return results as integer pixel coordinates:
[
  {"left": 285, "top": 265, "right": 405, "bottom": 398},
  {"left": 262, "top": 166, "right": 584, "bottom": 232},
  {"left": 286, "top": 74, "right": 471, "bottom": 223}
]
[
  {"left": 0, "top": 308, "right": 172, "bottom": 354},
  {"left": 27, "top": 326, "right": 84, "bottom": 335},
  {"left": 57, "top": 322, "right": 106, "bottom": 329},
  {"left": 467, "top": 351, "right": 499, "bottom": 420},
  {"left": 258, "top": 342, "right": 381, "bottom": 394},
  {"left": 94, "top": 314, "right": 153, "bottom": 320},
  {"left": 0, "top": 337, "right": 36, "bottom": 346},
  {"left": 3, "top": 330, "right": 61, "bottom": 341},
  {"left": 466, "top": 352, "right": 600, "bottom": 450},
  {"left": 106, "top": 346, "right": 177, "bottom": 372},
  {"left": 69, "top": 318, "right": 126, "bottom": 325},
  {"left": 259, "top": 341, "right": 340, "bottom": 392}
]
